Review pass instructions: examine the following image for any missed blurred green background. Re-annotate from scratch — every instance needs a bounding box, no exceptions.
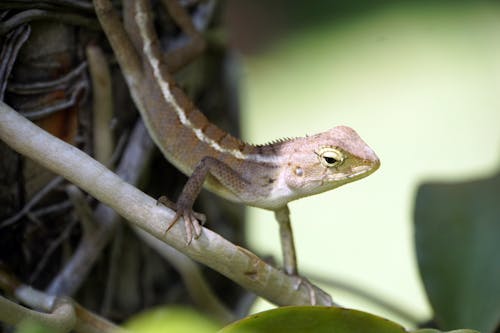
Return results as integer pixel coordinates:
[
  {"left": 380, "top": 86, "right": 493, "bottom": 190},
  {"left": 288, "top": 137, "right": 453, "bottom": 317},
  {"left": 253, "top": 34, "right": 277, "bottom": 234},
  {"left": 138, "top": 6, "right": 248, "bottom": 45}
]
[{"left": 226, "top": 0, "right": 500, "bottom": 326}]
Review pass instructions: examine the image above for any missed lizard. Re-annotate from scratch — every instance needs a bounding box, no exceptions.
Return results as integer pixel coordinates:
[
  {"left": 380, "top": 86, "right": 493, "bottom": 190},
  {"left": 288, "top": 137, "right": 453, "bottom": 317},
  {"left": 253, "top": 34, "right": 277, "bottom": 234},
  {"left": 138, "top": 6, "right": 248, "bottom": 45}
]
[{"left": 92, "top": 0, "right": 380, "bottom": 281}]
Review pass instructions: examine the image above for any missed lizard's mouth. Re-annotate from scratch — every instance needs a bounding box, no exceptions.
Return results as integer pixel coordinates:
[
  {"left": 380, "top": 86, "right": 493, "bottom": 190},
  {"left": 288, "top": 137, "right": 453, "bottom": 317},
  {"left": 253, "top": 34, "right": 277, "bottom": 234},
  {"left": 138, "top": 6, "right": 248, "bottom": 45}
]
[
  {"left": 349, "top": 159, "right": 380, "bottom": 178},
  {"left": 327, "top": 159, "right": 380, "bottom": 182},
  {"left": 346, "top": 168, "right": 371, "bottom": 179}
]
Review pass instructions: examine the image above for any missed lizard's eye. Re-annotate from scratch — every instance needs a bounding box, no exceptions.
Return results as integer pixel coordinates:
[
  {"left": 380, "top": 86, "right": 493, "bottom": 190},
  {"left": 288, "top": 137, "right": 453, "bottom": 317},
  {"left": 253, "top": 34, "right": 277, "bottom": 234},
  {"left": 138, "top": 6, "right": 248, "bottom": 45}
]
[{"left": 318, "top": 147, "right": 344, "bottom": 168}]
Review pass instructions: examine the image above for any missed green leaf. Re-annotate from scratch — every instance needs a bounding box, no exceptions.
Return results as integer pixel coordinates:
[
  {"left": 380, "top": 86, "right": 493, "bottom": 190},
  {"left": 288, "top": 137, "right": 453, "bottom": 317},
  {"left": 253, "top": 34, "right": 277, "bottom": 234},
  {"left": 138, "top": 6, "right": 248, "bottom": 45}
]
[
  {"left": 410, "top": 328, "right": 479, "bottom": 333},
  {"left": 414, "top": 172, "right": 500, "bottom": 333},
  {"left": 15, "top": 320, "right": 54, "bottom": 333},
  {"left": 219, "top": 306, "right": 407, "bottom": 333},
  {"left": 123, "top": 306, "right": 220, "bottom": 333}
]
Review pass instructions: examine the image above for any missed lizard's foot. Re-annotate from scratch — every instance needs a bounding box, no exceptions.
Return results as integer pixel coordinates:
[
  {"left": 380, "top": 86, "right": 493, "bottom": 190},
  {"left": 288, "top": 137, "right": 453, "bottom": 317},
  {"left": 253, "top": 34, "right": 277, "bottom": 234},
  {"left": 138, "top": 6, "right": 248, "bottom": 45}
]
[
  {"left": 291, "top": 275, "right": 317, "bottom": 305},
  {"left": 157, "top": 196, "right": 206, "bottom": 245}
]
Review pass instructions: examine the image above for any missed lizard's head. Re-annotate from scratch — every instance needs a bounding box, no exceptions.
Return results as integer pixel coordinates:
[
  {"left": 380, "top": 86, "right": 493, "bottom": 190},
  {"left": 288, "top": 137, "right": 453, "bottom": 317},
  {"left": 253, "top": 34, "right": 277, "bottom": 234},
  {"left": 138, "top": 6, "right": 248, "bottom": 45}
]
[{"left": 282, "top": 125, "right": 380, "bottom": 200}]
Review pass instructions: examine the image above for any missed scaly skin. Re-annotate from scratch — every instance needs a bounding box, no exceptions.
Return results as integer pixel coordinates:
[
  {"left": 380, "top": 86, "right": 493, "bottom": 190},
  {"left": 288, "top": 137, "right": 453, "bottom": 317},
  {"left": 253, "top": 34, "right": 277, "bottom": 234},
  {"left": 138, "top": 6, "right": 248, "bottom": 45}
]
[{"left": 93, "top": 0, "right": 380, "bottom": 298}]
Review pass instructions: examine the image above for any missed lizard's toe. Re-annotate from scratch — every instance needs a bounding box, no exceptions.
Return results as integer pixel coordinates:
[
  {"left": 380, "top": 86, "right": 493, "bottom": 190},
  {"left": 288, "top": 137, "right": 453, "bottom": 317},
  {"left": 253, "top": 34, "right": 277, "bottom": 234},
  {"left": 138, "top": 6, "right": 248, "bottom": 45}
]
[
  {"left": 182, "top": 210, "right": 204, "bottom": 243},
  {"left": 165, "top": 211, "right": 181, "bottom": 234},
  {"left": 193, "top": 211, "right": 206, "bottom": 225},
  {"left": 161, "top": 196, "right": 206, "bottom": 244},
  {"left": 184, "top": 215, "right": 194, "bottom": 245},
  {"left": 292, "top": 275, "right": 317, "bottom": 305},
  {"left": 165, "top": 208, "right": 205, "bottom": 245},
  {"left": 157, "top": 195, "right": 176, "bottom": 210},
  {"left": 190, "top": 213, "right": 203, "bottom": 239}
]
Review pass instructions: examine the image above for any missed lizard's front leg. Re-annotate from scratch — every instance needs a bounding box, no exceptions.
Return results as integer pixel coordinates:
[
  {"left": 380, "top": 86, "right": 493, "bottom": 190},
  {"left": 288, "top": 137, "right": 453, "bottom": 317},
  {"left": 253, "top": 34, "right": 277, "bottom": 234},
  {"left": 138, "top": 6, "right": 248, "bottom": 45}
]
[
  {"left": 275, "top": 206, "right": 318, "bottom": 304},
  {"left": 160, "top": 156, "right": 247, "bottom": 245},
  {"left": 274, "top": 205, "right": 298, "bottom": 276}
]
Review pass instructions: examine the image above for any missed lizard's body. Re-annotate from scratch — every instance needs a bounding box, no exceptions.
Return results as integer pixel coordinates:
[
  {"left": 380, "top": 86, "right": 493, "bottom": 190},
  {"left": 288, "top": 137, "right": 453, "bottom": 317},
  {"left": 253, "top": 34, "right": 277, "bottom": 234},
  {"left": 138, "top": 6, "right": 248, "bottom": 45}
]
[
  {"left": 132, "top": 2, "right": 379, "bottom": 209},
  {"left": 94, "top": 0, "right": 380, "bottom": 284}
]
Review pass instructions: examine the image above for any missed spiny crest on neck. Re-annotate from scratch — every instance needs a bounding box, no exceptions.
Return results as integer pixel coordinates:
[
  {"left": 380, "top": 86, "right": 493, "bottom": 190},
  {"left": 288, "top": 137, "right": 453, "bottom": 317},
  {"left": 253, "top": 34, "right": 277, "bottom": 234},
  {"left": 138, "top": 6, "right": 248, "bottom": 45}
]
[{"left": 255, "top": 136, "right": 296, "bottom": 147}]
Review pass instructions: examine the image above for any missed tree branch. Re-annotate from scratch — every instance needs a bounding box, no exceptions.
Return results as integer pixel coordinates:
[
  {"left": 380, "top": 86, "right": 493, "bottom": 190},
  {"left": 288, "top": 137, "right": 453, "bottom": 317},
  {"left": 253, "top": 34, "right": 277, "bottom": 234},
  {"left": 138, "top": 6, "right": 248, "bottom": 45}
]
[{"left": 0, "top": 101, "right": 333, "bottom": 306}]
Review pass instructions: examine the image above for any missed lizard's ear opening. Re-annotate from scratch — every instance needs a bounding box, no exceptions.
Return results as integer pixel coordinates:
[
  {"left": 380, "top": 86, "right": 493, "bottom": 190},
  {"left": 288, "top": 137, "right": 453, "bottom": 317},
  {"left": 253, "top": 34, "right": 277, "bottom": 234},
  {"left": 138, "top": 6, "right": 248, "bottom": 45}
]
[
  {"left": 317, "top": 147, "right": 344, "bottom": 168},
  {"left": 294, "top": 166, "right": 304, "bottom": 177}
]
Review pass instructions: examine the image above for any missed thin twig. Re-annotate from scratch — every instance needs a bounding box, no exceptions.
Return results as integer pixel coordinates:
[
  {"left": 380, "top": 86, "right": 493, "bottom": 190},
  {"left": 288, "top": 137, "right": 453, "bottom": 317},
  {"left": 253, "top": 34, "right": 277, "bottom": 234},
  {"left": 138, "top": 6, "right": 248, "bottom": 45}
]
[
  {"left": 233, "top": 292, "right": 258, "bottom": 319},
  {"left": 7, "top": 61, "right": 88, "bottom": 94},
  {"left": 0, "top": 24, "right": 30, "bottom": 99},
  {"left": 107, "top": 129, "right": 128, "bottom": 167},
  {"left": 0, "top": 9, "right": 98, "bottom": 36},
  {"left": 0, "top": 295, "right": 76, "bottom": 333},
  {"left": 191, "top": 0, "right": 216, "bottom": 32},
  {"left": 86, "top": 45, "right": 113, "bottom": 164},
  {"left": 29, "top": 219, "right": 78, "bottom": 284},
  {"left": 32, "top": 200, "right": 73, "bottom": 218},
  {"left": 0, "top": 0, "right": 94, "bottom": 12},
  {"left": 20, "top": 80, "right": 88, "bottom": 120},
  {"left": 0, "top": 176, "right": 65, "bottom": 229},
  {"left": 66, "top": 185, "right": 98, "bottom": 237},
  {"left": 100, "top": 225, "right": 122, "bottom": 316},
  {"left": 159, "top": 0, "right": 207, "bottom": 72},
  {"left": 0, "top": 269, "right": 129, "bottom": 333}
]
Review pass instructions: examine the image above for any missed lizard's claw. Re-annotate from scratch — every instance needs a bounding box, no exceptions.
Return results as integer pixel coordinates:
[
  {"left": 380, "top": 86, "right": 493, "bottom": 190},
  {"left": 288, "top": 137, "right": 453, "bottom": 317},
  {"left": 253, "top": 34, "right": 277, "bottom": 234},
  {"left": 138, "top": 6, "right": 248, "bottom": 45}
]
[
  {"left": 158, "top": 196, "right": 206, "bottom": 245},
  {"left": 157, "top": 196, "right": 176, "bottom": 210},
  {"left": 167, "top": 210, "right": 204, "bottom": 245},
  {"left": 292, "top": 275, "right": 317, "bottom": 305}
]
